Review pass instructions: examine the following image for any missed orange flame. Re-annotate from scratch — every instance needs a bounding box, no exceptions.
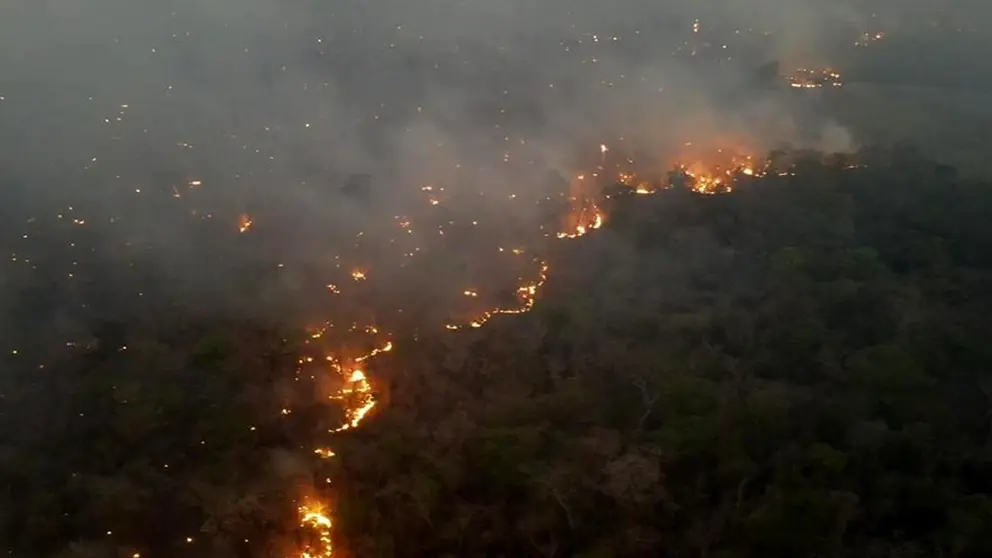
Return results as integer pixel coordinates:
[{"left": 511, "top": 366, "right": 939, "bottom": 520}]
[
  {"left": 446, "top": 262, "right": 550, "bottom": 330},
  {"left": 238, "top": 214, "right": 254, "bottom": 233},
  {"left": 297, "top": 502, "right": 333, "bottom": 558},
  {"left": 289, "top": 141, "right": 784, "bottom": 557}
]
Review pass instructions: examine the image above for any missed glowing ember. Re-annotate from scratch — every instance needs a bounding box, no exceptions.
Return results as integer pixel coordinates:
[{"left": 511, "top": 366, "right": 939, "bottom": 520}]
[
  {"left": 355, "top": 341, "right": 392, "bottom": 362},
  {"left": 330, "top": 363, "right": 376, "bottom": 432},
  {"left": 319, "top": 339, "right": 392, "bottom": 434},
  {"left": 288, "top": 141, "right": 798, "bottom": 557},
  {"left": 605, "top": 146, "right": 769, "bottom": 196},
  {"left": 787, "top": 67, "right": 843, "bottom": 89},
  {"left": 557, "top": 205, "right": 604, "bottom": 238},
  {"left": 446, "top": 262, "right": 550, "bottom": 330},
  {"left": 855, "top": 31, "right": 885, "bottom": 47},
  {"left": 557, "top": 173, "right": 606, "bottom": 239},
  {"left": 238, "top": 214, "right": 253, "bottom": 233},
  {"left": 297, "top": 503, "right": 333, "bottom": 558}
]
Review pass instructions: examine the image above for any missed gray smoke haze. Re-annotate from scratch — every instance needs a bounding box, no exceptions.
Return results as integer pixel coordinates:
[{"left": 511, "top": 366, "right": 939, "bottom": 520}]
[
  {"left": 1, "top": 0, "right": 990, "bottom": 339},
  {"left": 5, "top": 4, "right": 992, "bottom": 557}
]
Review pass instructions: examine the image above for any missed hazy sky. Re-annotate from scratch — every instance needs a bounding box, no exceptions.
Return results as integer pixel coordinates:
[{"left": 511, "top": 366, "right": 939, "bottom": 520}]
[
  {"left": 0, "top": 0, "right": 885, "bottom": 196},
  {"left": 1, "top": 1, "right": 974, "bottom": 200},
  {"left": 0, "top": 0, "right": 987, "bottom": 338},
  {"left": 4, "top": 8, "right": 992, "bottom": 558}
]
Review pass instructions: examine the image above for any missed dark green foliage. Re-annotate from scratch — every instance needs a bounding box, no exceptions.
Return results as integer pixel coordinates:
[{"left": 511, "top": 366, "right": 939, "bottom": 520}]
[
  {"left": 5, "top": 149, "right": 992, "bottom": 557},
  {"left": 335, "top": 153, "right": 992, "bottom": 557},
  {"left": 0, "top": 324, "right": 313, "bottom": 557}
]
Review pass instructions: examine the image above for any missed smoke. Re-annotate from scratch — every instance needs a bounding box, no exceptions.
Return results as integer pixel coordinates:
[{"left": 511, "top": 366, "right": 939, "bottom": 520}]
[
  {"left": 0, "top": 2, "right": 846, "bottom": 171},
  {"left": 6, "top": 3, "right": 992, "bottom": 555},
  {"left": 0, "top": 0, "right": 985, "bottom": 333}
]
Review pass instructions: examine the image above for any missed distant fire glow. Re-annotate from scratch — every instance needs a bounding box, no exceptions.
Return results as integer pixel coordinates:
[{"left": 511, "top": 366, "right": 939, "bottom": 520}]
[
  {"left": 281, "top": 135, "right": 839, "bottom": 556},
  {"left": 788, "top": 67, "right": 843, "bottom": 89},
  {"left": 1, "top": 0, "right": 894, "bottom": 552},
  {"left": 238, "top": 214, "right": 253, "bottom": 233},
  {"left": 557, "top": 201, "right": 604, "bottom": 239},
  {"left": 855, "top": 31, "right": 886, "bottom": 47},
  {"left": 297, "top": 502, "right": 333, "bottom": 558}
]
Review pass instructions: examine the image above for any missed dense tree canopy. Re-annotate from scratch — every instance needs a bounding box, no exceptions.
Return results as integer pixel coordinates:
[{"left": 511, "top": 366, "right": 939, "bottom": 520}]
[
  {"left": 4, "top": 148, "right": 992, "bottom": 557},
  {"left": 336, "top": 150, "right": 992, "bottom": 558}
]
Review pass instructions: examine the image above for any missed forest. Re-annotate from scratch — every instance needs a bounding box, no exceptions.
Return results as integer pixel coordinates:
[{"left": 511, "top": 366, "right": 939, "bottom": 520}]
[{"left": 4, "top": 146, "right": 992, "bottom": 557}]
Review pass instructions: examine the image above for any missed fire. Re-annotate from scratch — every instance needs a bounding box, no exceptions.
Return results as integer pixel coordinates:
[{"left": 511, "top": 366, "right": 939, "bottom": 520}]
[
  {"left": 446, "top": 262, "right": 550, "bottom": 330},
  {"left": 297, "top": 502, "right": 333, "bottom": 558},
  {"left": 331, "top": 363, "right": 376, "bottom": 431},
  {"left": 287, "top": 142, "right": 785, "bottom": 556},
  {"left": 355, "top": 341, "right": 393, "bottom": 362},
  {"left": 557, "top": 206, "right": 604, "bottom": 238},
  {"left": 855, "top": 31, "right": 885, "bottom": 47},
  {"left": 289, "top": 335, "right": 393, "bottom": 555},
  {"left": 675, "top": 160, "right": 755, "bottom": 194},
  {"left": 595, "top": 138, "right": 767, "bottom": 197},
  {"left": 618, "top": 172, "right": 655, "bottom": 195},
  {"left": 556, "top": 173, "right": 606, "bottom": 239},
  {"left": 787, "top": 67, "right": 843, "bottom": 89},
  {"left": 658, "top": 147, "right": 766, "bottom": 194},
  {"left": 238, "top": 214, "right": 253, "bottom": 233},
  {"left": 325, "top": 339, "right": 392, "bottom": 432}
]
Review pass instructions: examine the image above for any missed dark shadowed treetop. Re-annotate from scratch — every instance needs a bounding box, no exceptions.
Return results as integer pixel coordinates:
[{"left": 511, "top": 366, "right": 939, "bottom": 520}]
[{"left": 4, "top": 148, "right": 992, "bottom": 557}]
